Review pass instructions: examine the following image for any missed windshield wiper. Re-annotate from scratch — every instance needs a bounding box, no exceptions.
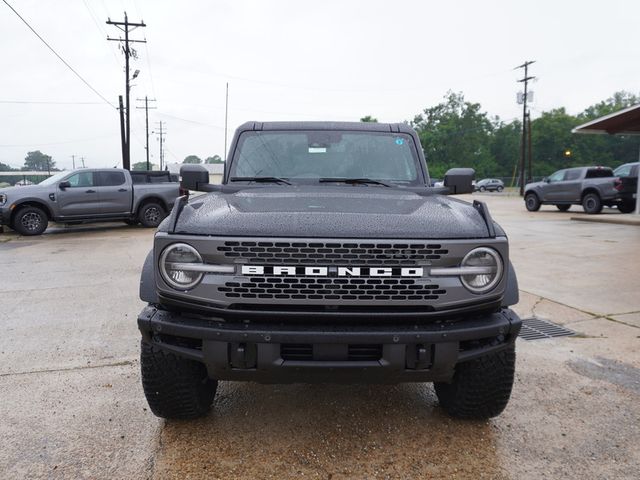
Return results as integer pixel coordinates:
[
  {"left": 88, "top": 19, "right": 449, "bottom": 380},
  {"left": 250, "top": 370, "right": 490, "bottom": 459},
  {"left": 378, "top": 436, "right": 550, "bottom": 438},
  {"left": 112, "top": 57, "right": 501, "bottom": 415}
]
[
  {"left": 229, "top": 176, "right": 291, "bottom": 185},
  {"left": 319, "top": 177, "right": 391, "bottom": 187}
]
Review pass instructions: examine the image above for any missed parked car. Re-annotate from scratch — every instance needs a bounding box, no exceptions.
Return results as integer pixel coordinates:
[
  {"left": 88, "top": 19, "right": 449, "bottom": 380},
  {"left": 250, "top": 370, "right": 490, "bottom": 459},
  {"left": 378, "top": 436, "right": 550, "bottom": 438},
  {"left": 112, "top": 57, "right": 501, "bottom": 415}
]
[
  {"left": 613, "top": 162, "right": 639, "bottom": 213},
  {"left": 0, "top": 168, "right": 185, "bottom": 235},
  {"left": 475, "top": 178, "right": 504, "bottom": 192},
  {"left": 524, "top": 166, "right": 619, "bottom": 214}
]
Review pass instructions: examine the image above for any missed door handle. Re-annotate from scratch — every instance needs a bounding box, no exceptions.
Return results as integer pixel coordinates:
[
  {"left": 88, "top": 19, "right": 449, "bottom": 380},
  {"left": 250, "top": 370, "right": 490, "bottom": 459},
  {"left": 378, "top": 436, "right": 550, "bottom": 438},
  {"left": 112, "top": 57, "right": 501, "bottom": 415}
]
[
  {"left": 118, "top": 188, "right": 128, "bottom": 192},
  {"left": 85, "top": 189, "right": 96, "bottom": 193}
]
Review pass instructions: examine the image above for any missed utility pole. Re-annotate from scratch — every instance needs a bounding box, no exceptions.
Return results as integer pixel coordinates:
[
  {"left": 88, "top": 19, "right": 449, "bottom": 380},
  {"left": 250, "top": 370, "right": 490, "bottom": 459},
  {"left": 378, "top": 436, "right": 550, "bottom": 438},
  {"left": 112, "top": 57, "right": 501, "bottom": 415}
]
[
  {"left": 71, "top": 155, "right": 76, "bottom": 170},
  {"left": 527, "top": 112, "right": 532, "bottom": 183},
  {"left": 107, "top": 12, "right": 146, "bottom": 170},
  {"left": 136, "top": 97, "right": 157, "bottom": 170},
  {"left": 80, "top": 157, "right": 86, "bottom": 168},
  {"left": 224, "top": 82, "right": 229, "bottom": 161},
  {"left": 515, "top": 60, "right": 535, "bottom": 196},
  {"left": 155, "top": 121, "right": 166, "bottom": 170}
]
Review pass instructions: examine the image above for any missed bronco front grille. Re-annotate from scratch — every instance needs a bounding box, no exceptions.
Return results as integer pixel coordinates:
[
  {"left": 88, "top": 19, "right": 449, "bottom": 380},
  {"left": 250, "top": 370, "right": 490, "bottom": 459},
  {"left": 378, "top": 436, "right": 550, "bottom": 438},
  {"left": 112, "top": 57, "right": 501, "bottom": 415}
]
[
  {"left": 218, "top": 277, "right": 445, "bottom": 301},
  {"left": 217, "top": 241, "right": 448, "bottom": 265}
]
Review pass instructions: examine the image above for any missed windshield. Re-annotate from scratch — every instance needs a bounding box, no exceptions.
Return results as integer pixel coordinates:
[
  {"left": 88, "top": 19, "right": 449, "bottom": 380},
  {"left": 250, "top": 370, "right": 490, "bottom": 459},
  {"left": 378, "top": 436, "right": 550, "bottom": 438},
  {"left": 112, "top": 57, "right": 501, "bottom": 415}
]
[
  {"left": 229, "top": 131, "right": 424, "bottom": 185},
  {"left": 37, "top": 171, "right": 70, "bottom": 186}
]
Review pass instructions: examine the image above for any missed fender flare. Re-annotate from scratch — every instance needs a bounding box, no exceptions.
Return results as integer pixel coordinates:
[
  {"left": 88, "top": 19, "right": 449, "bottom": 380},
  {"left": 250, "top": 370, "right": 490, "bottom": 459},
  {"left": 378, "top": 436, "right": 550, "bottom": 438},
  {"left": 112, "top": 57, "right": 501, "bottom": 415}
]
[
  {"left": 139, "top": 250, "right": 159, "bottom": 304},
  {"left": 502, "top": 261, "right": 519, "bottom": 307}
]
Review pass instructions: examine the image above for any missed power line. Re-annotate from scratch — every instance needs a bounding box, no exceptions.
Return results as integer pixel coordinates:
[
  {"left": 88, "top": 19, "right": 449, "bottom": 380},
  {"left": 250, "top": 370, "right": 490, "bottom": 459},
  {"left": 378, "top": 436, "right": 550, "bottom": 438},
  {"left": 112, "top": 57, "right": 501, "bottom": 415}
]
[
  {"left": 155, "top": 111, "right": 224, "bottom": 129},
  {"left": 0, "top": 100, "right": 104, "bottom": 105},
  {"left": 1, "top": 0, "right": 117, "bottom": 109}
]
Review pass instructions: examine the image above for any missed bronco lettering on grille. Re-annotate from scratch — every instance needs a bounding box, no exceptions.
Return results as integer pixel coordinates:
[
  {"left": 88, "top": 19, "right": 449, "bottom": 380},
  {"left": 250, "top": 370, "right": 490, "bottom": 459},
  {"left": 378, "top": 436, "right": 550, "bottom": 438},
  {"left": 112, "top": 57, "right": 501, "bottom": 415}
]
[{"left": 241, "top": 265, "right": 424, "bottom": 277}]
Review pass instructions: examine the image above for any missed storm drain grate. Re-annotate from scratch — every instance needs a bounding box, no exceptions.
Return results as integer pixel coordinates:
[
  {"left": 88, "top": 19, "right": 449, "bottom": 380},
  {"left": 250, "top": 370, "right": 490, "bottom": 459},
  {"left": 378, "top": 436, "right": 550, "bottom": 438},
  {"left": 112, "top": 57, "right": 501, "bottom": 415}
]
[{"left": 519, "top": 317, "right": 575, "bottom": 341}]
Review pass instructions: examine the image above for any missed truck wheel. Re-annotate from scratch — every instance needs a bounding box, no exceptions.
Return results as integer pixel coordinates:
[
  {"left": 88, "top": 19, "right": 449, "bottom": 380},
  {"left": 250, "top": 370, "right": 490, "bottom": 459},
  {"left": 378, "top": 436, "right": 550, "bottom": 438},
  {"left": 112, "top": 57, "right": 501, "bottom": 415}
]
[
  {"left": 556, "top": 204, "right": 571, "bottom": 212},
  {"left": 618, "top": 201, "right": 635, "bottom": 214},
  {"left": 582, "top": 193, "right": 602, "bottom": 214},
  {"left": 138, "top": 202, "right": 166, "bottom": 228},
  {"left": 13, "top": 206, "right": 48, "bottom": 236},
  {"left": 524, "top": 193, "right": 540, "bottom": 211},
  {"left": 434, "top": 344, "right": 516, "bottom": 419},
  {"left": 140, "top": 340, "right": 217, "bottom": 419}
]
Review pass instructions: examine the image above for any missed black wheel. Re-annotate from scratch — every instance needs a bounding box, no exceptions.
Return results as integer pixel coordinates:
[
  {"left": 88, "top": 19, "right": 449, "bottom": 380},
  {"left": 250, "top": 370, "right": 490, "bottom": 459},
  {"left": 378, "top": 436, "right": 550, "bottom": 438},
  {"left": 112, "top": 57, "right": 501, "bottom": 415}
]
[
  {"left": 556, "top": 204, "right": 571, "bottom": 212},
  {"left": 496, "top": 186, "right": 504, "bottom": 192},
  {"left": 524, "top": 193, "right": 541, "bottom": 211},
  {"left": 582, "top": 193, "right": 602, "bottom": 214},
  {"left": 138, "top": 202, "right": 166, "bottom": 228},
  {"left": 479, "top": 186, "right": 486, "bottom": 192},
  {"left": 140, "top": 340, "right": 217, "bottom": 419},
  {"left": 434, "top": 344, "right": 516, "bottom": 419},
  {"left": 618, "top": 201, "right": 635, "bottom": 214},
  {"left": 13, "top": 206, "right": 48, "bottom": 236}
]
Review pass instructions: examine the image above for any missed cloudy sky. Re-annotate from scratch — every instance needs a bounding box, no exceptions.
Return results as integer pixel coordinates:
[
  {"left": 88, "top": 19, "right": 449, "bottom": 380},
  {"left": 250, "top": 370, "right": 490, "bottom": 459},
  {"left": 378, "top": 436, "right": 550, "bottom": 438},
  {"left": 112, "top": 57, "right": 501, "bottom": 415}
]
[{"left": 1, "top": 0, "right": 639, "bottom": 170}]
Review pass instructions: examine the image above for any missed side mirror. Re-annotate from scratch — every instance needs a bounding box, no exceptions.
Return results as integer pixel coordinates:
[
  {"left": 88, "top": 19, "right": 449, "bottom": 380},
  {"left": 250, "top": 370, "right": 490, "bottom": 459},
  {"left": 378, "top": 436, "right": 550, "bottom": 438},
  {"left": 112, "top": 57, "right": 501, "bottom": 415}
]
[
  {"left": 443, "top": 168, "right": 475, "bottom": 194},
  {"left": 180, "top": 165, "right": 209, "bottom": 191},
  {"left": 59, "top": 181, "right": 70, "bottom": 190}
]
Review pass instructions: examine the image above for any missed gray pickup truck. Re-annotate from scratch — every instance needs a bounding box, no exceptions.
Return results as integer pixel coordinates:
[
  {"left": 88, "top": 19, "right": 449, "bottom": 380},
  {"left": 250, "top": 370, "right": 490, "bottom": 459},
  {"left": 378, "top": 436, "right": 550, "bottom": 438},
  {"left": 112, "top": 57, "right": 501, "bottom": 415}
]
[
  {"left": 524, "top": 166, "right": 619, "bottom": 214},
  {"left": 137, "top": 121, "right": 521, "bottom": 420},
  {"left": 0, "top": 168, "right": 183, "bottom": 235}
]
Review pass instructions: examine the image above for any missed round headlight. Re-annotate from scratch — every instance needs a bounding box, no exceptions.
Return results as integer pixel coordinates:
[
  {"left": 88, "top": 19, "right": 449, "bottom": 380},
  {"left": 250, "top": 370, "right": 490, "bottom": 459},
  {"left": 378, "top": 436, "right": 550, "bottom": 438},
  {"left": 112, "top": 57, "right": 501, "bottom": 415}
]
[
  {"left": 159, "top": 243, "right": 203, "bottom": 290},
  {"left": 460, "top": 247, "right": 503, "bottom": 293}
]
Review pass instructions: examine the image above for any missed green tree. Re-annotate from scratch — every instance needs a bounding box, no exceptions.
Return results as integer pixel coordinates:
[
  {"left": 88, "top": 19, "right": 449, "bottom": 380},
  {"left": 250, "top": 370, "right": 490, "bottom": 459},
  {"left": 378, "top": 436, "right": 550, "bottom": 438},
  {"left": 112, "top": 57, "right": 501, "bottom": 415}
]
[
  {"left": 204, "top": 155, "right": 223, "bottom": 164},
  {"left": 183, "top": 155, "right": 202, "bottom": 164},
  {"left": 132, "top": 161, "right": 158, "bottom": 170},
  {"left": 360, "top": 115, "right": 378, "bottom": 123},
  {"left": 23, "top": 151, "right": 55, "bottom": 171},
  {"left": 0, "top": 162, "right": 15, "bottom": 172},
  {"left": 489, "top": 119, "right": 521, "bottom": 179},
  {"left": 410, "top": 91, "right": 496, "bottom": 178}
]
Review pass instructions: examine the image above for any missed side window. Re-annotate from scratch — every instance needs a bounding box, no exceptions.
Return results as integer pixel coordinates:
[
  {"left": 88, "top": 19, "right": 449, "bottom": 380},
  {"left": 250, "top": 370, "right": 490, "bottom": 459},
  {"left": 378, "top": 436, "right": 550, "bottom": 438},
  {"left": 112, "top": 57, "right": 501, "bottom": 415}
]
[
  {"left": 97, "top": 171, "right": 126, "bottom": 186},
  {"left": 66, "top": 172, "right": 94, "bottom": 188},
  {"left": 613, "top": 164, "right": 632, "bottom": 177},
  {"left": 548, "top": 170, "right": 564, "bottom": 183},
  {"left": 564, "top": 169, "right": 582, "bottom": 181},
  {"left": 585, "top": 168, "right": 613, "bottom": 179}
]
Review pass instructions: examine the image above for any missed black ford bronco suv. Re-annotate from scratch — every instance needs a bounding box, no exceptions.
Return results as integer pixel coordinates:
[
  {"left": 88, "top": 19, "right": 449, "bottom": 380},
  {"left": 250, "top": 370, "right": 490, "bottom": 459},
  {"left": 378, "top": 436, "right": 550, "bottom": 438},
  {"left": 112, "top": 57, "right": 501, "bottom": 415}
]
[{"left": 137, "top": 121, "right": 521, "bottom": 420}]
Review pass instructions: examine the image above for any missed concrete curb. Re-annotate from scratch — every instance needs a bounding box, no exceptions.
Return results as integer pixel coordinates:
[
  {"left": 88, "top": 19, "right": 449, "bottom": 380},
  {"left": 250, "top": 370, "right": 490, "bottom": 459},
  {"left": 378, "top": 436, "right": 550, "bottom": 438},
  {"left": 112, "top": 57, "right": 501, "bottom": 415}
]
[{"left": 570, "top": 215, "right": 640, "bottom": 226}]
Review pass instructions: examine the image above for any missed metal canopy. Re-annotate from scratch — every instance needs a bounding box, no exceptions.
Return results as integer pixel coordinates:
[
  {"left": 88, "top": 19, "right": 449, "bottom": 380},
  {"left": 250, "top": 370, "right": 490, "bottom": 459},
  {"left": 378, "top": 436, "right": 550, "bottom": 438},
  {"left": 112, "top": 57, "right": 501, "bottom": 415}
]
[
  {"left": 572, "top": 104, "right": 640, "bottom": 214},
  {"left": 572, "top": 103, "right": 640, "bottom": 134}
]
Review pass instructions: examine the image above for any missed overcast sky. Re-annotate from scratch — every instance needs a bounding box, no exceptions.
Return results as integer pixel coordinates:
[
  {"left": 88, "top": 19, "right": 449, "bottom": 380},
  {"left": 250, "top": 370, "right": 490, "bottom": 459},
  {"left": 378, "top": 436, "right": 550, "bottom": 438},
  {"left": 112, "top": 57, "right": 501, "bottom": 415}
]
[{"left": 1, "top": 0, "right": 639, "bottom": 170}]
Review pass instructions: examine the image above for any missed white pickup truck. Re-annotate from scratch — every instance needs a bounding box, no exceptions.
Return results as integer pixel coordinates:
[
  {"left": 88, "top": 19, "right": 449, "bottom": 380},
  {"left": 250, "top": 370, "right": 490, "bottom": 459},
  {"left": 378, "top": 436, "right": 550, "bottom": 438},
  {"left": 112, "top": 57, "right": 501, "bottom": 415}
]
[{"left": 0, "top": 168, "right": 185, "bottom": 235}]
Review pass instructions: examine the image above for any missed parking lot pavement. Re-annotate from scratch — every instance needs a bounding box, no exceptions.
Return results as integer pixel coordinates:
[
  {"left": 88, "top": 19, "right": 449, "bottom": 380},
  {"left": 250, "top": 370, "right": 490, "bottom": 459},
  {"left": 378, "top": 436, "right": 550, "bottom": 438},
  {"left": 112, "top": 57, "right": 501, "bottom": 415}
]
[{"left": 1, "top": 200, "right": 639, "bottom": 479}]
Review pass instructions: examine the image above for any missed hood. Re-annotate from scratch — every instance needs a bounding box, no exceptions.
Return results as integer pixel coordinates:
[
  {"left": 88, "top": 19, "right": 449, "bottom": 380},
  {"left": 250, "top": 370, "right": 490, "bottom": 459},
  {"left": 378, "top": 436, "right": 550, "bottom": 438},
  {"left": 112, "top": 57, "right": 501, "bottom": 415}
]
[
  {"left": 0, "top": 184, "right": 48, "bottom": 196},
  {"left": 168, "top": 186, "right": 491, "bottom": 239},
  {"left": 524, "top": 181, "right": 546, "bottom": 190}
]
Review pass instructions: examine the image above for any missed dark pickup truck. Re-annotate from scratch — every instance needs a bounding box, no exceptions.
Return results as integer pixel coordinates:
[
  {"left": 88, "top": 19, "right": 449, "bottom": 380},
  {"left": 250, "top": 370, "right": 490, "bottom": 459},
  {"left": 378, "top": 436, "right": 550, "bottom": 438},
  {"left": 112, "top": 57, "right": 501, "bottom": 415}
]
[
  {"left": 137, "top": 121, "right": 521, "bottom": 420},
  {"left": 524, "top": 166, "right": 619, "bottom": 214},
  {"left": 613, "top": 162, "right": 639, "bottom": 213}
]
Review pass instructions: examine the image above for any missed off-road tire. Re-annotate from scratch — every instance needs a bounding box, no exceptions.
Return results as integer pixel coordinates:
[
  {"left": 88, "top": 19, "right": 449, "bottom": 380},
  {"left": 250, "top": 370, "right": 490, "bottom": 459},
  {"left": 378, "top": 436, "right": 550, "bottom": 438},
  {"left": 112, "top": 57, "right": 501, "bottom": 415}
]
[
  {"left": 582, "top": 193, "right": 602, "bottom": 214},
  {"left": 525, "top": 193, "right": 541, "bottom": 211},
  {"left": 618, "top": 201, "right": 635, "bottom": 214},
  {"left": 138, "top": 202, "right": 166, "bottom": 228},
  {"left": 434, "top": 344, "right": 516, "bottom": 419},
  {"left": 140, "top": 341, "right": 217, "bottom": 419},
  {"left": 556, "top": 204, "right": 571, "bottom": 212},
  {"left": 13, "top": 206, "right": 48, "bottom": 236}
]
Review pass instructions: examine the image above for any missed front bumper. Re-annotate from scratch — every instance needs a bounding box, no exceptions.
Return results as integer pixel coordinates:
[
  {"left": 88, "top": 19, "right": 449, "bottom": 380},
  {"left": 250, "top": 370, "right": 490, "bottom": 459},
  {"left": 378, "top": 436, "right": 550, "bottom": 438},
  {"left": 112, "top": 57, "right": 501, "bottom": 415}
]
[
  {"left": 0, "top": 206, "right": 10, "bottom": 226},
  {"left": 138, "top": 306, "right": 521, "bottom": 383}
]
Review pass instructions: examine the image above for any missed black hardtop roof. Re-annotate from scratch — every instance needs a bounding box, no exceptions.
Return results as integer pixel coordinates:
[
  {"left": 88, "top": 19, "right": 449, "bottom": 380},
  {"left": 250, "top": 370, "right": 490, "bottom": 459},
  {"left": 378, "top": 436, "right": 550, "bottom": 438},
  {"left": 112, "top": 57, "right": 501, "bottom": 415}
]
[{"left": 236, "top": 121, "right": 415, "bottom": 133}]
